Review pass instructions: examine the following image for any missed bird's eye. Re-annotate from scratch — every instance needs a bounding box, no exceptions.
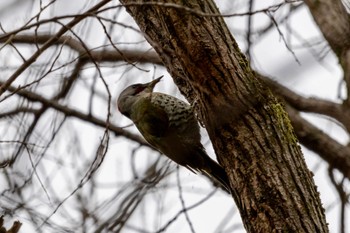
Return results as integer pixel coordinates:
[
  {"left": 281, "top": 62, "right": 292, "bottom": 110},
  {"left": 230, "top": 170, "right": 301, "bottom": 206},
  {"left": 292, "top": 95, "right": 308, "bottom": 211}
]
[{"left": 130, "top": 85, "right": 145, "bottom": 95}]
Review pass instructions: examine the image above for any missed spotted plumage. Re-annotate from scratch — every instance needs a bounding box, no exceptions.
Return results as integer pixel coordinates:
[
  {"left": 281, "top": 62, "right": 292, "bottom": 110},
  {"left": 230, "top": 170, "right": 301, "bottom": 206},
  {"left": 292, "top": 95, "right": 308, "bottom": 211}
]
[{"left": 117, "top": 76, "right": 230, "bottom": 192}]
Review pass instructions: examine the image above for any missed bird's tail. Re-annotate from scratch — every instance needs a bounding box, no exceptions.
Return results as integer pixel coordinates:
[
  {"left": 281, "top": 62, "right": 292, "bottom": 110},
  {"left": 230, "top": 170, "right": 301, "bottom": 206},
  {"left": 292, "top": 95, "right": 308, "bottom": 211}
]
[
  {"left": 205, "top": 158, "right": 231, "bottom": 193},
  {"left": 195, "top": 149, "right": 230, "bottom": 193},
  {"left": 184, "top": 147, "right": 231, "bottom": 193}
]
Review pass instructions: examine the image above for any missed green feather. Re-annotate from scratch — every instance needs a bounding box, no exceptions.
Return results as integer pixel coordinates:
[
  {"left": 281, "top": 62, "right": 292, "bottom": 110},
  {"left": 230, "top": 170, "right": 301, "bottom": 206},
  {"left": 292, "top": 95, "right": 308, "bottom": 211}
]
[{"left": 131, "top": 97, "right": 169, "bottom": 139}]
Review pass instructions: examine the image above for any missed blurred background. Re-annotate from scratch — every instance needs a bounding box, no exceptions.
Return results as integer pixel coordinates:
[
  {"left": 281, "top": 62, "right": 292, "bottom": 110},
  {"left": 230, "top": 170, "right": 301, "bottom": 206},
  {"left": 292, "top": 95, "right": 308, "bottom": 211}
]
[{"left": 0, "top": 0, "right": 349, "bottom": 232}]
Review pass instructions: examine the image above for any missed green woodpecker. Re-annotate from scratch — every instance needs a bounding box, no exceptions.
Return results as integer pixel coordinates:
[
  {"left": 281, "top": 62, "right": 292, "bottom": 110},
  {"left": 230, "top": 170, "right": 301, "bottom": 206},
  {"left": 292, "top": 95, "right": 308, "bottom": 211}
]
[{"left": 117, "top": 76, "right": 230, "bottom": 191}]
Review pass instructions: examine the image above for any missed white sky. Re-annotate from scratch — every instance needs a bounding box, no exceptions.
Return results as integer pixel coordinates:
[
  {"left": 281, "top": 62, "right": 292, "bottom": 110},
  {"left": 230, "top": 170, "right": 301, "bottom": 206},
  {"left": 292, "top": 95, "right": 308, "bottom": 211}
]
[{"left": 0, "top": 0, "right": 348, "bottom": 232}]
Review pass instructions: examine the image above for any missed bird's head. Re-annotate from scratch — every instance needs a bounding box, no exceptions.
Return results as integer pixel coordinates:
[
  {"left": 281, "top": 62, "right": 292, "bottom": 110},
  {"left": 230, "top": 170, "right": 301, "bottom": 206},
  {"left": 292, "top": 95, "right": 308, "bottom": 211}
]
[{"left": 117, "top": 76, "right": 163, "bottom": 117}]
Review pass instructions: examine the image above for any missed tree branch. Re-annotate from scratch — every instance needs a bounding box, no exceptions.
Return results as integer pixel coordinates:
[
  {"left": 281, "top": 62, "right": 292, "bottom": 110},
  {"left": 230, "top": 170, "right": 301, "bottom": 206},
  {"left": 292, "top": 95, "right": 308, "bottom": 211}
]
[
  {"left": 0, "top": 81, "right": 148, "bottom": 147},
  {"left": 286, "top": 104, "right": 350, "bottom": 179},
  {"left": 120, "top": 1, "right": 328, "bottom": 231},
  {"left": 259, "top": 73, "right": 350, "bottom": 132},
  {"left": 303, "top": 0, "right": 350, "bottom": 55},
  {"left": 304, "top": 0, "right": 350, "bottom": 105},
  {"left": 0, "top": 0, "right": 113, "bottom": 96},
  {"left": 0, "top": 34, "right": 162, "bottom": 65}
]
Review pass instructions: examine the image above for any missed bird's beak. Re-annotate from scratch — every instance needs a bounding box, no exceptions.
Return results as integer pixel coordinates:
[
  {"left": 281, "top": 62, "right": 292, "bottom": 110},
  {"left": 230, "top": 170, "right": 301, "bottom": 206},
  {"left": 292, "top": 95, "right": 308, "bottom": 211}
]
[{"left": 145, "top": 75, "right": 163, "bottom": 90}]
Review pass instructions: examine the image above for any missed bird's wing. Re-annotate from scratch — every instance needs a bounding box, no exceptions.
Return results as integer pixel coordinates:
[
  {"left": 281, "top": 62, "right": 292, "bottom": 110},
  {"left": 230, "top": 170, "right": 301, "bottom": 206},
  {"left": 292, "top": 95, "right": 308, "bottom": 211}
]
[{"left": 133, "top": 99, "right": 169, "bottom": 138}]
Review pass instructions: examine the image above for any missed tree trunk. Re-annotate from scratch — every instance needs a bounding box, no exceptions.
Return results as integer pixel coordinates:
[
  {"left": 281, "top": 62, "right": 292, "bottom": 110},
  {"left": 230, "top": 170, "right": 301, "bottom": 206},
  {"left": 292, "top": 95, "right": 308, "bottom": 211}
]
[{"left": 119, "top": 0, "right": 329, "bottom": 232}]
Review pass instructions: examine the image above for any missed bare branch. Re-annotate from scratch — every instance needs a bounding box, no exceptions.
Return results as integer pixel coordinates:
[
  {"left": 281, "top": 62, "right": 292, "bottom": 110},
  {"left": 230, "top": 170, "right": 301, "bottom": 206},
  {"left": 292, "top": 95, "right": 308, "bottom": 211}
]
[
  {"left": 304, "top": 0, "right": 350, "bottom": 107},
  {"left": 0, "top": 0, "right": 113, "bottom": 96},
  {"left": 0, "top": 34, "right": 162, "bottom": 64},
  {"left": 303, "top": 0, "right": 350, "bottom": 55},
  {"left": 286, "top": 105, "right": 350, "bottom": 179},
  {"left": 0, "top": 216, "right": 22, "bottom": 233},
  {"left": 259, "top": 73, "right": 350, "bottom": 132},
  {"left": 0, "top": 80, "right": 148, "bottom": 147}
]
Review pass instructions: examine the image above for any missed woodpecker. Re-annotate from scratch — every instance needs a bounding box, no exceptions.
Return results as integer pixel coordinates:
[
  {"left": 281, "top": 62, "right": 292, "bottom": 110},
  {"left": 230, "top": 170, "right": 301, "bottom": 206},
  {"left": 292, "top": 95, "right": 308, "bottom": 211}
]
[{"left": 117, "top": 76, "right": 230, "bottom": 192}]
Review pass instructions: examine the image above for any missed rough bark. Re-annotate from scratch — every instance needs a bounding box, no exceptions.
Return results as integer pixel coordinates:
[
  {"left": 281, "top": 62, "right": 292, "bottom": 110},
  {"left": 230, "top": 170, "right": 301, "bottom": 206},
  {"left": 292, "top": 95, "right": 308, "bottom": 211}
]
[
  {"left": 259, "top": 74, "right": 350, "bottom": 179},
  {"left": 119, "top": 0, "right": 329, "bottom": 232}
]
